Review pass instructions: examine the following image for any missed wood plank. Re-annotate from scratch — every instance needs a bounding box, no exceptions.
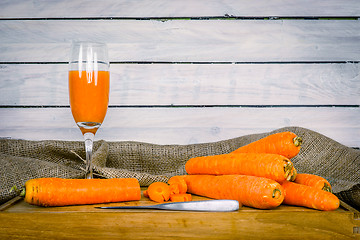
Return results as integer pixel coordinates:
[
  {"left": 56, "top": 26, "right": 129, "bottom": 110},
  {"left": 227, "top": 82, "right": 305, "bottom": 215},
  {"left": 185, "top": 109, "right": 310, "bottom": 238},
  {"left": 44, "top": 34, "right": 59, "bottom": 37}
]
[
  {"left": 1, "top": 211, "right": 357, "bottom": 239},
  {"left": 0, "top": 0, "right": 359, "bottom": 18},
  {"left": 0, "top": 107, "right": 359, "bottom": 147},
  {"left": 1, "top": 20, "right": 359, "bottom": 62},
  {"left": 0, "top": 194, "right": 358, "bottom": 240},
  {"left": 1, "top": 63, "right": 359, "bottom": 106}
]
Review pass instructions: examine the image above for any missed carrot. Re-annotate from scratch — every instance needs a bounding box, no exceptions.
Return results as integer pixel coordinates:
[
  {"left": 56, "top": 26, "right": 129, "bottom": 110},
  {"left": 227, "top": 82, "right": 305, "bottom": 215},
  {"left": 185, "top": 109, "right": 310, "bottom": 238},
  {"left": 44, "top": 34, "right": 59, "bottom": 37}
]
[
  {"left": 294, "top": 173, "right": 332, "bottom": 192},
  {"left": 168, "top": 176, "right": 187, "bottom": 193},
  {"left": 281, "top": 181, "right": 339, "bottom": 211},
  {"left": 232, "top": 132, "right": 302, "bottom": 159},
  {"left": 289, "top": 168, "right": 297, "bottom": 182},
  {"left": 147, "top": 182, "right": 171, "bottom": 203},
  {"left": 169, "top": 183, "right": 180, "bottom": 195},
  {"left": 181, "top": 175, "right": 284, "bottom": 209},
  {"left": 185, "top": 153, "right": 296, "bottom": 183},
  {"left": 22, "top": 178, "right": 141, "bottom": 207},
  {"left": 170, "top": 193, "right": 192, "bottom": 202}
]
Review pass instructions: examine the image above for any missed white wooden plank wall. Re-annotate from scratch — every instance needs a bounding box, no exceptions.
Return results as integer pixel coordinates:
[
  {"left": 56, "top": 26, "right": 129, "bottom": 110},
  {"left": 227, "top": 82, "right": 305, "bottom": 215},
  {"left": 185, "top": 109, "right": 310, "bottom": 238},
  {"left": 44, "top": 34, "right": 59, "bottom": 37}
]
[{"left": 0, "top": 0, "right": 359, "bottom": 147}]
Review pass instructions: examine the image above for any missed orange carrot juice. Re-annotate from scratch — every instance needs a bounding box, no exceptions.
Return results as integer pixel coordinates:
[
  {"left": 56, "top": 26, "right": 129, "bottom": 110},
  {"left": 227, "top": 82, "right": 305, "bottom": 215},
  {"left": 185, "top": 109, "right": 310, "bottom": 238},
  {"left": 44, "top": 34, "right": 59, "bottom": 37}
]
[{"left": 69, "top": 70, "right": 110, "bottom": 134}]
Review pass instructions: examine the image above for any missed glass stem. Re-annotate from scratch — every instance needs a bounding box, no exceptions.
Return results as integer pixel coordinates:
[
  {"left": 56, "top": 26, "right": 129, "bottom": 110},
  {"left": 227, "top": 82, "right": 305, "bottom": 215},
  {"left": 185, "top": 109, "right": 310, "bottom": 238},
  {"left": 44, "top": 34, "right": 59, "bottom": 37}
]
[{"left": 84, "top": 132, "right": 95, "bottom": 179}]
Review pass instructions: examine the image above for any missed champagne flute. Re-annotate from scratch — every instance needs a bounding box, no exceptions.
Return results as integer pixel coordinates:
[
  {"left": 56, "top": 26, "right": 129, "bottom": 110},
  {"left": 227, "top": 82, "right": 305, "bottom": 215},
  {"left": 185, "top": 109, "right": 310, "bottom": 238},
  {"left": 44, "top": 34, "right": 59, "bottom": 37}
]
[{"left": 69, "top": 41, "right": 110, "bottom": 179}]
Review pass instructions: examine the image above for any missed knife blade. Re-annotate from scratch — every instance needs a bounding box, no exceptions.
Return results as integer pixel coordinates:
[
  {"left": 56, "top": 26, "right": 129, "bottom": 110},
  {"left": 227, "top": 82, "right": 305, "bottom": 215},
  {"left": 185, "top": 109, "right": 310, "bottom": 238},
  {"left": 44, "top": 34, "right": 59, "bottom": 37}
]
[{"left": 95, "top": 199, "right": 240, "bottom": 212}]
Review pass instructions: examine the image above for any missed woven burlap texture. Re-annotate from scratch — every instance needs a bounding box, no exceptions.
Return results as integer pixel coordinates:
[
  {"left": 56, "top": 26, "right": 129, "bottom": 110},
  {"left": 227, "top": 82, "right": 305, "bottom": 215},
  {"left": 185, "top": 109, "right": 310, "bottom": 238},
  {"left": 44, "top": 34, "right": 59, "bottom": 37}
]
[{"left": 1, "top": 126, "right": 359, "bottom": 209}]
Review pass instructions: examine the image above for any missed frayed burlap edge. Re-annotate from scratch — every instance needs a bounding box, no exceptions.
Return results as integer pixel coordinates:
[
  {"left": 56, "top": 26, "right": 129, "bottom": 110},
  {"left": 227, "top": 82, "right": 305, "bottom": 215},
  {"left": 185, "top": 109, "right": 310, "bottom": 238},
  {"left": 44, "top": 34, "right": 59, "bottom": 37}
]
[{"left": 1, "top": 126, "right": 359, "bottom": 210}]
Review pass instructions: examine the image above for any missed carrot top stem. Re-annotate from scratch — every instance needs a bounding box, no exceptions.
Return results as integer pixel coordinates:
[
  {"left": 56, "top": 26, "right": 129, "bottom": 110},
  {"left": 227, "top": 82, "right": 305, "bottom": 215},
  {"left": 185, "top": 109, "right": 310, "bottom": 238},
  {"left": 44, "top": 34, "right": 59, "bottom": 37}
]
[
  {"left": 323, "top": 183, "right": 332, "bottom": 192},
  {"left": 284, "top": 160, "right": 293, "bottom": 172},
  {"left": 284, "top": 160, "right": 294, "bottom": 181},
  {"left": 10, "top": 185, "right": 26, "bottom": 198},
  {"left": 272, "top": 189, "right": 282, "bottom": 199},
  {"left": 293, "top": 136, "right": 302, "bottom": 147},
  {"left": 19, "top": 188, "right": 25, "bottom": 198},
  {"left": 290, "top": 168, "right": 298, "bottom": 182}
]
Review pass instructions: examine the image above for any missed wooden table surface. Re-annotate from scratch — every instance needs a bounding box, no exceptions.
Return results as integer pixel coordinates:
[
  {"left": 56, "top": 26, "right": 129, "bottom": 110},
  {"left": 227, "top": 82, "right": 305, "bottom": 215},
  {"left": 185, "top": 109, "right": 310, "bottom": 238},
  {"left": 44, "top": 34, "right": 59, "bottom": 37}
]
[{"left": 1, "top": 191, "right": 359, "bottom": 240}]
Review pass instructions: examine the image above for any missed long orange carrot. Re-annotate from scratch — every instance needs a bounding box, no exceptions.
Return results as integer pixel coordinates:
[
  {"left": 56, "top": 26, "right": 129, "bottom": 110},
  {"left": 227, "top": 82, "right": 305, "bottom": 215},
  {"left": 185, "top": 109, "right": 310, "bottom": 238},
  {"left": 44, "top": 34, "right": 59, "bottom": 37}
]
[
  {"left": 182, "top": 175, "right": 284, "bottom": 209},
  {"left": 232, "top": 132, "right": 302, "bottom": 159},
  {"left": 294, "top": 173, "right": 332, "bottom": 192},
  {"left": 185, "top": 153, "right": 295, "bottom": 183},
  {"left": 22, "top": 178, "right": 141, "bottom": 207},
  {"left": 281, "top": 181, "right": 339, "bottom": 211}
]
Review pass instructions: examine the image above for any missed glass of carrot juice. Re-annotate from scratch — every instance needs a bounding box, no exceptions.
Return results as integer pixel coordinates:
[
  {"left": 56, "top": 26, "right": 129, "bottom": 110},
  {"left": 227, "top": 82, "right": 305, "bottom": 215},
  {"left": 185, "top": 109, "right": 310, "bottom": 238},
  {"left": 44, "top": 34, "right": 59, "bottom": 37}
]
[{"left": 69, "top": 41, "right": 110, "bottom": 179}]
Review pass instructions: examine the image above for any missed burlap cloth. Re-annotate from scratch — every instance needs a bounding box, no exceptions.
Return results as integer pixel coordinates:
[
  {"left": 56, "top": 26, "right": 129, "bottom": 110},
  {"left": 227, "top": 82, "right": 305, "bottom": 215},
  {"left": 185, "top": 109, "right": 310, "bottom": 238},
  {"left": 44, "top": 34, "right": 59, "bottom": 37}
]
[{"left": 1, "top": 126, "right": 359, "bottom": 210}]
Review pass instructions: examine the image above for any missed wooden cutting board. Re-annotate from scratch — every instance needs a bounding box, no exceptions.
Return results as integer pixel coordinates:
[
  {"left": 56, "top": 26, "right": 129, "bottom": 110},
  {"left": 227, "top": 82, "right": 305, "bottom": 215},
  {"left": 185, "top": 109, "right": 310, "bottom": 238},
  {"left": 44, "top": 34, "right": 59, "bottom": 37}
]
[{"left": 1, "top": 191, "right": 359, "bottom": 240}]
